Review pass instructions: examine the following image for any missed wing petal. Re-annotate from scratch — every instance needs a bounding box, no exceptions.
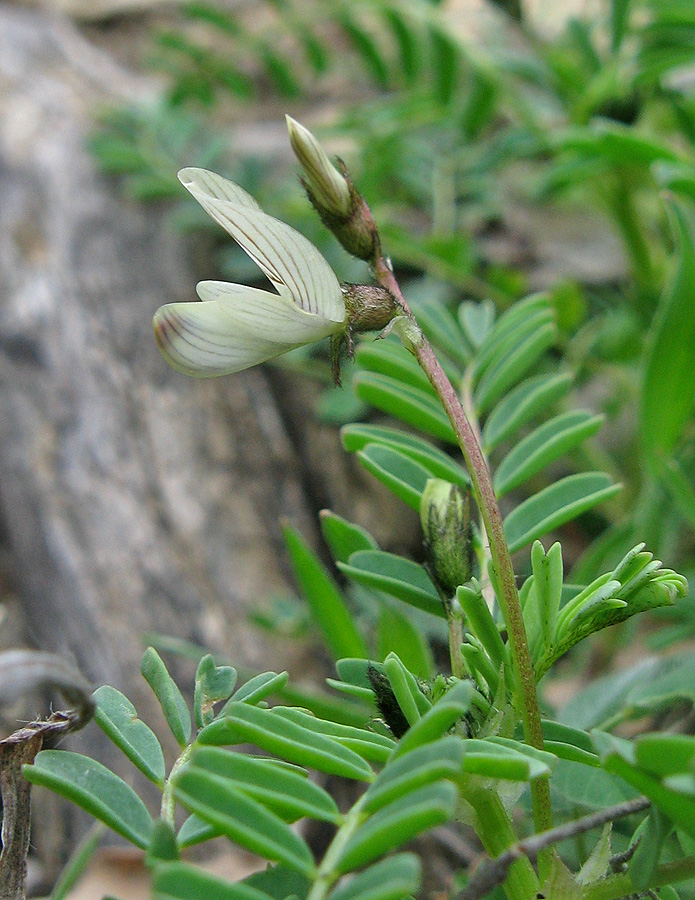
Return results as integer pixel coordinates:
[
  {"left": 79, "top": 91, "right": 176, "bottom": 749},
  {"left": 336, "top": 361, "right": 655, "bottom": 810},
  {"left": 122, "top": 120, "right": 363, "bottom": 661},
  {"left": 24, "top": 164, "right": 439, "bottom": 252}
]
[
  {"left": 153, "top": 297, "right": 298, "bottom": 378},
  {"left": 195, "top": 281, "right": 340, "bottom": 344},
  {"left": 178, "top": 168, "right": 345, "bottom": 324}
]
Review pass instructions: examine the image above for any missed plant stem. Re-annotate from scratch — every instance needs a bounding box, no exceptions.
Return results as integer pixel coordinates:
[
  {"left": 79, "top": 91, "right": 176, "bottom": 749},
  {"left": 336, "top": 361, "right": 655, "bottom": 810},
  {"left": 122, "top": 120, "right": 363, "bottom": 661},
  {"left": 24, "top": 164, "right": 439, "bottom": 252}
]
[
  {"left": 609, "top": 175, "right": 655, "bottom": 300},
  {"left": 448, "top": 598, "right": 466, "bottom": 679},
  {"left": 161, "top": 743, "right": 193, "bottom": 827},
  {"left": 464, "top": 785, "right": 539, "bottom": 900},
  {"left": 458, "top": 796, "right": 651, "bottom": 900},
  {"left": 307, "top": 798, "right": 366, "bottom": 900},
  {"left": 372, "top": 253, "right": 554, "bottom": 853}
]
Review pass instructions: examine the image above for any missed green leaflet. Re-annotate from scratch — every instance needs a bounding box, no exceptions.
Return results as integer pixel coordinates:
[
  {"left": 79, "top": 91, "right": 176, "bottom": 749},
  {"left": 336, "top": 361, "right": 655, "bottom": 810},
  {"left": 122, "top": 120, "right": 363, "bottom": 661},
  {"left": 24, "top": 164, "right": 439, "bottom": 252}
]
[
  {"left": 147, "top": 820, "right": 179, "bottom": 864},
  {"left": 377, "top": 603, "right": 433, "bottom": 679},
  {"left": 335, "top": 782, "right": 458, "bottom": 874},
  {"left": 504, "top": 472, "right": 622, "bottom": 553},
  {"left": 270, "top": 707, "right": 395, "bottom": 764},
  {"left": 23, "top": 750, "right": 154, "bottom": 849},
  {"left": 641, "top": 199, "right": 695, "bottom": 461},
  {"left": 153, "top": 861, "right": 273, "bottom": 900},
  {"left": 338, "top": 550, "right": 445, "bottom": 619},
  {"left": 393, "top": 680, "right": 476, "bottom": 758},
  {"left": 493, "top": 411, "right": 604, "bottom": 497},
  {"left": 339, "top": 9, "right": 390, "bottom": 87},
  {"left": 326, "top": 853, "right": 421, "bottom": 900},
  {"left": 194, "top": 655, "right": 237, "bottom": 728},
  {"left": 412, "top": 296, "right": 470, "bottom": 368},
  {"left": 283, "top": 525, "right": 368, "bottom": 661},
  {"left": 456, "top": 581, "right": 507, "bottom": 671},
  {"left": 551, "top": 758, "right": 637, "bottom": 810},
  {"left": 198, "top": 702, "right": 374, "bottom": 782},
  {"left": 173, "top": 768, "right": 315, "bottom": 875},
  {"left": 475, "top": 322, "right": 557, "bottom": 414},
  {"left": 353, "top": 371, "right": 457, "bottom": 443},
  {"left": 483, "top": 373, "right": 573, "bottom": 451},
  {"left": 383, "top": 652, "right": 431, "bottom": 726},
  {"left": 594, "top": 731, "right": 695, "bottom": 838},
  {"left": 552, "top": 121, "right": 683, "bottom": 167},
  {"left": 228, "top": 671, "right": 289, "bottom": 706},
  {"left": 176, "top": 814, "right": 220, "bottom": 849},
  {"left": 356, "top": 340, "right": 434, "bottom": 394},
  {"left": 383, "top": 7, "right": 421, "bottom": 86},
  {"left": 188, "top": 745, "right": 341, "bottom": 823},
  {"left": 341, "top": 423, "right": 469, "bottom": 487},
  {"left": 363, "top": 737, "right": 465, "bottom": 814},
  {"left": 473, "top": 294, "right": 552, "bottom": 379},
  {"left": 320, "top": 510, "right": 378, "bottom": 564},
  {"left": 355, "top": 444, "right": 433, "bottom": 510},
  {"left": 92, "top": 685, "right": 165, "bottom": 785},
  {"left": 141, "top": 647, "right": 192, "bottom": 748}
]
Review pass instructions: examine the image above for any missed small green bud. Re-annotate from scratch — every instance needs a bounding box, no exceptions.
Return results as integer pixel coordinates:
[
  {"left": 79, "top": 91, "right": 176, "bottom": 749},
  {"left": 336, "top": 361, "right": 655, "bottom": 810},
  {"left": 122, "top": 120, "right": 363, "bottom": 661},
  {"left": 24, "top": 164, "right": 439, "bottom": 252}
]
[
  {"left": 286, "top": 115, "right": 351, "bottom": 217},
  {"left": 420, "top": 478, "right": 474, "bottom": 599}
]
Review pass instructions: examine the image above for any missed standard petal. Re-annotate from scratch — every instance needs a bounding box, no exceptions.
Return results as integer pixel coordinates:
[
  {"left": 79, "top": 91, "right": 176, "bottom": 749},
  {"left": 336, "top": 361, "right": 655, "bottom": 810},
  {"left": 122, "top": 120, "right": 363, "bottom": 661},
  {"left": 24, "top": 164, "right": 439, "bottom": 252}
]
[
  {"left": 195, "top": 281, "right": 341, "bottom": 344},
  {"left": 153, "top": 298, "right": 301, "bottom": 378},
  {"left": 178, "top": 168, "right": 345, "bottom": 324},
  {"left": 178, "top": 167, "right": 262, "bottom": 212}
]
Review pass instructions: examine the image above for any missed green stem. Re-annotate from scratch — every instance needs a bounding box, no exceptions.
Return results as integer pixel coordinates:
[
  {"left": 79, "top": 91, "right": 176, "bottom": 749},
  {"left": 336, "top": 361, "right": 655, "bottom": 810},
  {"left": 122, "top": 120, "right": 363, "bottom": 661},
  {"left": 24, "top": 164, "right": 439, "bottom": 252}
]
[
  {"left": 465, "top": 785, "right": 539, "bottom": 900},
  {"left": 307, "top": 797, "right": 367, "bottom": 900},
  {"left": 609, "top": 175, "right": 655, "bottom": 298},
  {"left": 160, "top": 744, "right": 194, "bottom": 827},
  {"left": 448, "top": 597, "right": 466, "bottom": 679},
  {"left": 582, "top": 854, "right": 695, "bottom": 900},
  {"left": 373, "top": 253, "right": 554, "bottom": 857}
]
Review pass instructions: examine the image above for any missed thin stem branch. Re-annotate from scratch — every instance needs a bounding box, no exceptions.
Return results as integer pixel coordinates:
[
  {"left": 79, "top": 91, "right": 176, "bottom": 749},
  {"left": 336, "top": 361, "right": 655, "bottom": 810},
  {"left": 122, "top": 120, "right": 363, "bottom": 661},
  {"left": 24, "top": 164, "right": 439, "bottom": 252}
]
[
  {"left": 307, "top": 798, "right": 366, "bottom": 900},
  {"left": 456, "top": 797, "right": 651, "bottom": 900},
  {"left": 372, "top": 253, "right": 553, "bottom": 848},
  {"left": 160, "top": 744, "right": 193, "bottom": 826}
]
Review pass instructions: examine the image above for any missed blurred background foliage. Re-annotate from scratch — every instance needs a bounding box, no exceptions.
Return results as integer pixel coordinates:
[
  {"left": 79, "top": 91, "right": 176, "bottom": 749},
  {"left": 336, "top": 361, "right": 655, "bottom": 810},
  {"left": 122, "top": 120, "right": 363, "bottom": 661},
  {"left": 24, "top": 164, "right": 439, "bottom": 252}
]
[{"left": 89, "top": 0, "right": 695, "bottom": 679}]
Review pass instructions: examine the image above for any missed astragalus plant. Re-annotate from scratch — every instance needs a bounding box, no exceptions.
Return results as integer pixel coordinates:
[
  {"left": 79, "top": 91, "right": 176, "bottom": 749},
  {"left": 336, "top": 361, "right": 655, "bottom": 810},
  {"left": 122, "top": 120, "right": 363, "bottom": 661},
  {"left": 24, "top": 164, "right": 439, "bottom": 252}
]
[{"left": 24, "top": 117, "right": 693, "bottom": 900}]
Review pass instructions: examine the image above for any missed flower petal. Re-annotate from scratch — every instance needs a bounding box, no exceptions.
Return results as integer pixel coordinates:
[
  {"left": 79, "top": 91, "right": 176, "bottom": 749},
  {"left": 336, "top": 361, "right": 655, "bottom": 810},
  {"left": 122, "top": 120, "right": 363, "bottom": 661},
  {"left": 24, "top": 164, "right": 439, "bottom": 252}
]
[
  {"left": 153, "top": 297, "right": 299, "bottom": 378},
  {"left": 178, "top": 168, "right": 345, "bottom": 324},
  {"left": 195, "top": 281, "right": 341, "bottom": 344}
]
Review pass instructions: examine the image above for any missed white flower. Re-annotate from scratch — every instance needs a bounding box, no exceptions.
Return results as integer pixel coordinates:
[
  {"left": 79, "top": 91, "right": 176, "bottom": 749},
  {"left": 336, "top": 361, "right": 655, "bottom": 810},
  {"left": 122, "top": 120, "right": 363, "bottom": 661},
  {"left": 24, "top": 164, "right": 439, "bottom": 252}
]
[{"left": 153, "top": 167, "right": 347, "bottom": 377}]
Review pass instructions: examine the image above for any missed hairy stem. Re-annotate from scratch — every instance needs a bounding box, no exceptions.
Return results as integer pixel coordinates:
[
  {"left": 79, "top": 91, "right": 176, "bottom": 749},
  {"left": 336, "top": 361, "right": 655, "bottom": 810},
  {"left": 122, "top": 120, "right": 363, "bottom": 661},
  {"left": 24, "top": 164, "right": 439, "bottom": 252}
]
[
  {"left": 372, "top": 253, "right": 553, "bottom": 852},
  {"left": 160, "top": 744, "right": 193, "bottom": 827}
]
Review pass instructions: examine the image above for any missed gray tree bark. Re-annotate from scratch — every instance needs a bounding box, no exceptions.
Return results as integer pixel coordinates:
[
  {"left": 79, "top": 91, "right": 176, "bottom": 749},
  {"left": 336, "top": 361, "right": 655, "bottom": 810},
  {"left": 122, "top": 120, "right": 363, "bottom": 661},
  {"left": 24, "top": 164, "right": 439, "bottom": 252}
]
[{"left": 0, "top": 4, "right": 416, "bottom": 884}]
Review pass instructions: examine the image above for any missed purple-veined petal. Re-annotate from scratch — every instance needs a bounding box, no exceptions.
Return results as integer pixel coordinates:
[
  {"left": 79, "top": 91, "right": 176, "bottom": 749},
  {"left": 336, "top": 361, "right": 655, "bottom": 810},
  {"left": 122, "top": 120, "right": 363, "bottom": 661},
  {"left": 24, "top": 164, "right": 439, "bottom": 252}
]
[
  {"left": 153, "top": 285, "right": 342, "bottom": 378},
  {"left": 178, "top": 168, "right": 345, "bottom": 324},
  {"left": 154, "top": 299, "right": 295, "bottom": 378},
  {"left": 196, "top": 281, "right": 341, "bottom": 344}
]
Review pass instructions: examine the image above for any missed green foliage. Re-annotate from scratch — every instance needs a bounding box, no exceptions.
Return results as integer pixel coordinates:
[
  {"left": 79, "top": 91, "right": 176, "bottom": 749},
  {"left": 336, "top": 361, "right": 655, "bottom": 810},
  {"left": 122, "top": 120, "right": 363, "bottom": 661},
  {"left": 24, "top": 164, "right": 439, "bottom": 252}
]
[{"left": 36, "top": 3, "right": 695, "bottom": 898}]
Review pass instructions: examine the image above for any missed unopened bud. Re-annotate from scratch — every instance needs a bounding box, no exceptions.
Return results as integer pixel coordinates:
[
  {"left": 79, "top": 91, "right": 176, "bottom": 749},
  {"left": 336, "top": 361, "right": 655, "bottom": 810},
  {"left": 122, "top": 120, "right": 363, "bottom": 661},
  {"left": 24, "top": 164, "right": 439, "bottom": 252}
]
[
  {"left": 286, "top": 115, "right": 351, "bottom": 218},
  {"left": 420, "top": 479, "right": 473, "bottom": 598}
]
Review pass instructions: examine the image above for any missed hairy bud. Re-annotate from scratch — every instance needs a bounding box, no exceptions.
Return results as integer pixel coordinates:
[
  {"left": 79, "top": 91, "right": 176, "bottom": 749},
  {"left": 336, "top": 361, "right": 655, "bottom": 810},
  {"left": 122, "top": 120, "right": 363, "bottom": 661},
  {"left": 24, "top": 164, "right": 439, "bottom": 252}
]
[
  {"left": 420, "top": 479, "right": 474, "bottom": 599},
  {"left": 286, "top": 115, "right": 380, "bottom": 262},
  {"left": 342, "top": 283, "right": 400, "bottom": 334},
  {"left": 286, "top": 115, "right": 351, "bottom": 217}
]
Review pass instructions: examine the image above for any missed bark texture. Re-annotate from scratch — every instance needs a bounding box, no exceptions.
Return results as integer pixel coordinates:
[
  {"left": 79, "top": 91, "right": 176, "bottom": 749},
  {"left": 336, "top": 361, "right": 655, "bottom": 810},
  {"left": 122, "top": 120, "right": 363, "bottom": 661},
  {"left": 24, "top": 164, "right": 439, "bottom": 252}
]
[{"left": 0, "top": 5, "right": 415, "bottom": 883}]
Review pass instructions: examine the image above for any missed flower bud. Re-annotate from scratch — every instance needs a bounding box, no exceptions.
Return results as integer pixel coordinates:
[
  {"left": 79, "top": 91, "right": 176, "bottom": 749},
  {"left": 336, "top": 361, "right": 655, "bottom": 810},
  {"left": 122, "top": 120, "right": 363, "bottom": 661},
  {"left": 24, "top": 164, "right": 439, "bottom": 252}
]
[
  {"left": 420, "top": 479, "right": 474, "bottom": 599},
  {"left": 286, "top": 115, "right": 351, "bottom": 218}
]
